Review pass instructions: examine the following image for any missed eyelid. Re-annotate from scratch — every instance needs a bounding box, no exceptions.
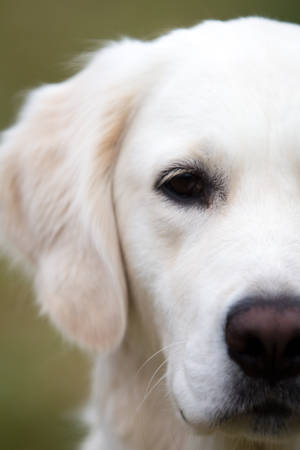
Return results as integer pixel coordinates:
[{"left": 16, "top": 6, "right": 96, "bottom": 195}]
[
  {"left": 154, "top": 160, "right": 211, "bottom": 190},
  {"left": 156, "top": 168, "right": 196, "bottom": 189}
]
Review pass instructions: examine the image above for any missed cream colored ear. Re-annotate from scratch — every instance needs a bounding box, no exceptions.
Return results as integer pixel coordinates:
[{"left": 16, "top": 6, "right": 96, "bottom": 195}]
[{"left": 0, "top": 39, "right": 149, "bottom": 351}]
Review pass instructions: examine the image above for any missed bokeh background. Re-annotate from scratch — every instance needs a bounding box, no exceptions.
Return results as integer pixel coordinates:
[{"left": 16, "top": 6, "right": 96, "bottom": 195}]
[{"left": 1, "top": 1, "right": 300, "bottom": 449}]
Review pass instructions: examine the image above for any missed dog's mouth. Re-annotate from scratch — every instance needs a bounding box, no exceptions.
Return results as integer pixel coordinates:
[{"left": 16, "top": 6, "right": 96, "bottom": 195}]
[
  {"left": 219, "top": 377, "right": 300, "bottom": 428},
  {"left": 179, "top": 399, "right": 295, "bottom": 440},
  {"left": 210, "top": 386, "right": 300, "bottom": 440},
  {"left": 174, "top": 367, "right": 300, "bottom": 439},
  {"left": 244, "top": 401, "right": 293, "bottom": 437},
  {"left": 202, "top": 375, "right": 300, "bottom": 439},
  {"left": 214, "top": 399, "right": 292, "bottom": 423},
  {"left": 208, "top": 399, "right": 295, "bottom": 439},
  {"left": 251, "top": 401, "right": 291, "bottom": 417},
  {"left": 249, "top": 401, "right": 292, "bottom": 434}
]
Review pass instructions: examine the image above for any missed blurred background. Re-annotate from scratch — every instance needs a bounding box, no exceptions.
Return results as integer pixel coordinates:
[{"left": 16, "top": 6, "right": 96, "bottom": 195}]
[{"left": 1, "top": 1, "right": 300, "bottom": 449}]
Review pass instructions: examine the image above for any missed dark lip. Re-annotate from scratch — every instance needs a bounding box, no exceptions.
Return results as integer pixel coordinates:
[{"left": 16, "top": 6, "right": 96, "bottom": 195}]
[
  {"left": 251, "top": 401, "right": 291, "bottom": 417},
  {"left": 211, "top": 401, "right": 294, "bottom": 428}
]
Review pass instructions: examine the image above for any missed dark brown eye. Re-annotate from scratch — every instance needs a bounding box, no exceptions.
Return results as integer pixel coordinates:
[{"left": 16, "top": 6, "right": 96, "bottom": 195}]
[
  {"left": 165, "top": 173, "right": 203, "bottom": 197},
  {"left": 155, "top": 161, "right": 225, "bottom": 208},
  {"left": 159, "top": 171, "right": 212, "bottom": 206}
]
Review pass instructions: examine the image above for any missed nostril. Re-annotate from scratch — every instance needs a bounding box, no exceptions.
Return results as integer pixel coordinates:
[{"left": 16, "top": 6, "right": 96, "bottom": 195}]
[
  {"left": 284, "top": 337, "right": 300, "bottom": 359},
  {"left": 243, "top": 335, "right": 265, "bottom": 358},
  {"left": 228, "top": 333, "right": 266, "bottom": 377}
]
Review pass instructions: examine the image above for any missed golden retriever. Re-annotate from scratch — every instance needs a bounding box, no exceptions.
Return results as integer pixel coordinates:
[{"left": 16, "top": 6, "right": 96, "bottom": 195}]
[{"left": 2, "top": 16, "right": 300, "bottom": 450}]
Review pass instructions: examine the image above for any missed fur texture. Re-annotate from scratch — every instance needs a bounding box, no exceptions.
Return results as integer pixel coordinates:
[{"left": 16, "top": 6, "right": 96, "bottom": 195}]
[{"left": 2, "top": 17, "right": 300, "bottom": 450}]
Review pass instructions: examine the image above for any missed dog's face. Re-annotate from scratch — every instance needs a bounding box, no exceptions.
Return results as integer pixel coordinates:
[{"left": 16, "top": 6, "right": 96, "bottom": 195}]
[
  {"left": 114, "top": 19, "right": 300, "bottom": 442},
  {"left": 2, "top": 16, "right": 300, "bottom": 446}
]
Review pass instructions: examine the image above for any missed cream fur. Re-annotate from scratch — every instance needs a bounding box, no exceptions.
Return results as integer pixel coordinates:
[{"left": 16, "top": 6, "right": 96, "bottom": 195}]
[{"left": 2, "top": 16, "right": 300, "bottom": 450}]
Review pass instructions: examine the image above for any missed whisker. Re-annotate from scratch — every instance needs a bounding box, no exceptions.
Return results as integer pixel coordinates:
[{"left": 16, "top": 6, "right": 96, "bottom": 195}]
[
  {"left": 146, "top": 359, "right": 168, "bottom": 394},
  {"left": 135, "top": 341, "right": 185, "bottom": 376},
  {"left": 136, "top": 372, "right": 168, "bottom": 414}
]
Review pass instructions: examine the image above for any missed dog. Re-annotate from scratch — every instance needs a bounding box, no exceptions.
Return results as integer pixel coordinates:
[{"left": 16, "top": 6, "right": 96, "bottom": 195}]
[{"left": 2, "top": 16, "right": 300, "bottom": 450}]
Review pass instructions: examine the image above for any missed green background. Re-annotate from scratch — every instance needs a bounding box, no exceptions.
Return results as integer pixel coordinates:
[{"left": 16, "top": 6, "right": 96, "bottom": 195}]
[{"left": 1, "top": 1, "right": 300, "bottom": 449}]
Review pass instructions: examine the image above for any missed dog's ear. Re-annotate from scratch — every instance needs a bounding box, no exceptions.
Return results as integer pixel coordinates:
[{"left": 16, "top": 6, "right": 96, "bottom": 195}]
[{"left": 0, "top": 40, "right": 150, "bottom": 351}]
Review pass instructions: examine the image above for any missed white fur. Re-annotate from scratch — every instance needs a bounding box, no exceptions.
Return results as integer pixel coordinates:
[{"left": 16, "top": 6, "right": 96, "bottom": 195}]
[{"left": 2, "top": 16, "right": 300, "bottom": 450}]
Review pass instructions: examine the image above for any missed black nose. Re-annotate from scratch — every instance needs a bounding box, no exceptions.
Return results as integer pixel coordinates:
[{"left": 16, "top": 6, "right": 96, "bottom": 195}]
[{"left": 225, "top": 297, "right": 300, "bottom": 383}]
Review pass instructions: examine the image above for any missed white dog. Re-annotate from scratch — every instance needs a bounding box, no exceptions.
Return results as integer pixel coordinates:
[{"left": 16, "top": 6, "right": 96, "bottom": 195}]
[{"left": 3, "top": 16, "right": 300, "bottom": 450}]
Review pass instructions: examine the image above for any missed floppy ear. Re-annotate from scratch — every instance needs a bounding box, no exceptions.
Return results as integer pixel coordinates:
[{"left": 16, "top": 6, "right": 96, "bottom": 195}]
[{"left": 0, "top": 39, "right": 150, "bottom": 351}]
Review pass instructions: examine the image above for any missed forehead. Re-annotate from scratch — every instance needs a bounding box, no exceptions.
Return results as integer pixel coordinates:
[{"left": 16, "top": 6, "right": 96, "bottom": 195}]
[{"left": 122, "top": 18, "right": 300, "bottom": 178}]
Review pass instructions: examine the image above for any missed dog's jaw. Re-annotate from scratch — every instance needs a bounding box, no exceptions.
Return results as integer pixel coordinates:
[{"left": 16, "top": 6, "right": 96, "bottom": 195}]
[
  {"left": 82, "top": 343, "right": 300, "bottom": 450},
  {"left": 80, "top": 308, "right": 300, "bottom": 450}
]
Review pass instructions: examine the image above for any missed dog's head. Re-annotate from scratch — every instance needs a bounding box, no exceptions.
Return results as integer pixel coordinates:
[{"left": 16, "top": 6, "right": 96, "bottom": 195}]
[{"left": 2, "top": 16, "right": 300, "bottom": 444}]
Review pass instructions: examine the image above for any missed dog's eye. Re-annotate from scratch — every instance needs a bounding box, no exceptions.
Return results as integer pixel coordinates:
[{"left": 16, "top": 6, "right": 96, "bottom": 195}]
[
  {"left": 158, "top": 171, "right": 212, "bottom": 206},
  {"left": 155, "top": 161, "right": 225, "bottom": 208},
  {"left": 163, "top": 173, "right": 203, "bottom": 198}
]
